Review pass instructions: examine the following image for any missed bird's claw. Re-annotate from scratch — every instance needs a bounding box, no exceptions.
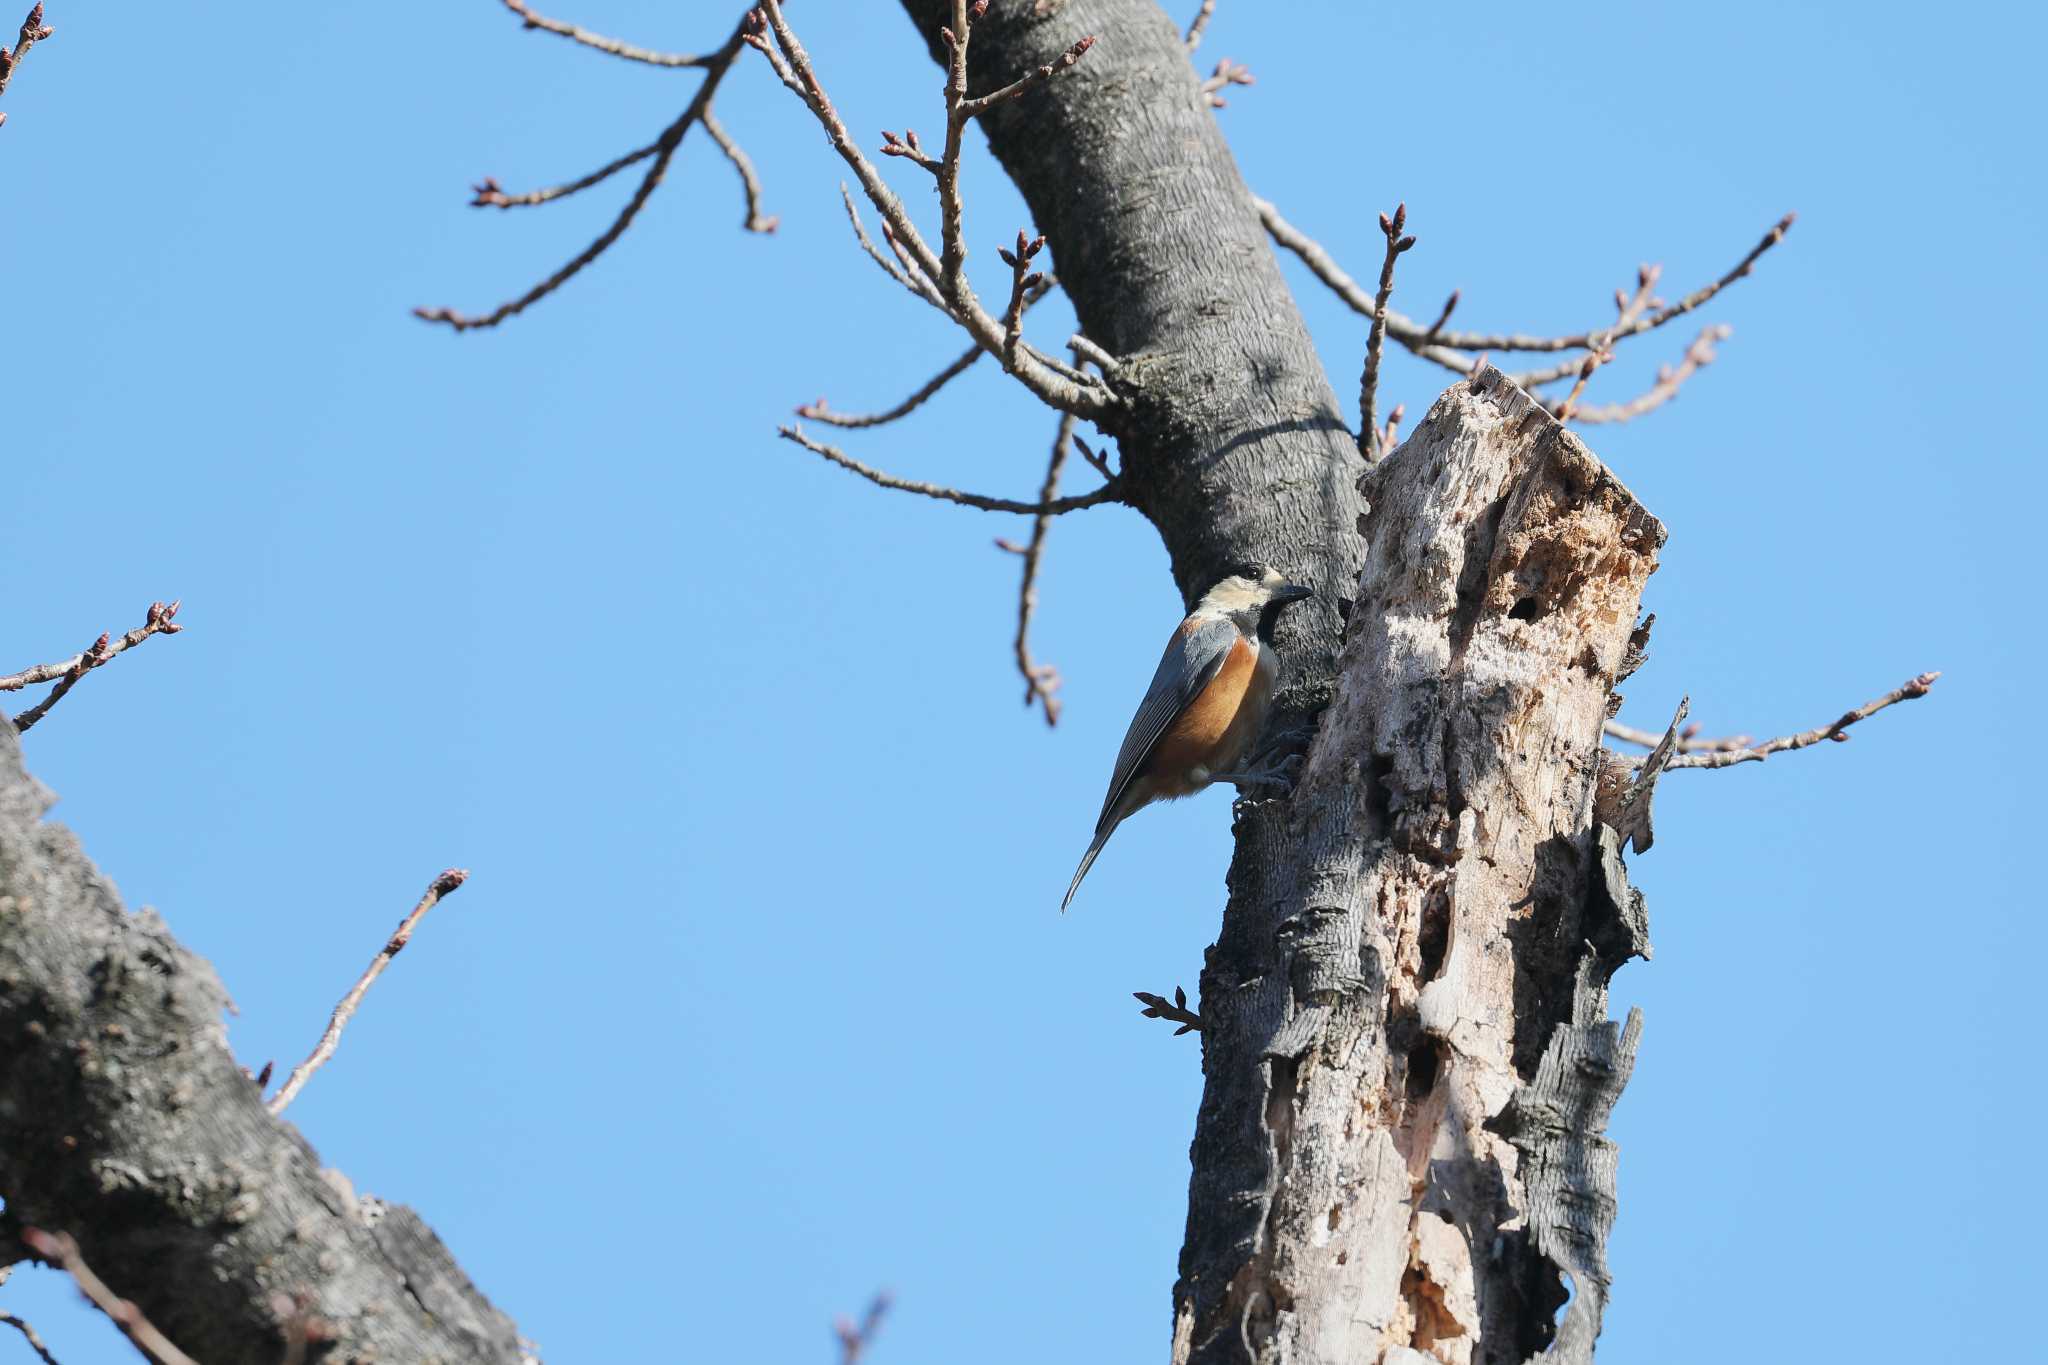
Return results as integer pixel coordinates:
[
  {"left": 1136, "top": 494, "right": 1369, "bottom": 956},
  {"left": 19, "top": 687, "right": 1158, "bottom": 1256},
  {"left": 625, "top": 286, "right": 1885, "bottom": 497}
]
[{"left": 1212, "top": 750, "right": 1304, "bottom": 794}]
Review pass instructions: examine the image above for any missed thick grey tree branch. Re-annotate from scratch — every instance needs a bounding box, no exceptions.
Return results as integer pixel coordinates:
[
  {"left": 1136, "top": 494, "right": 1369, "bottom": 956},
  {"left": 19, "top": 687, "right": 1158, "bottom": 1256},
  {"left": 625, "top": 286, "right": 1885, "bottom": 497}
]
[{"left": 0, "top": 723, "right": 529, "bottom": 1363}]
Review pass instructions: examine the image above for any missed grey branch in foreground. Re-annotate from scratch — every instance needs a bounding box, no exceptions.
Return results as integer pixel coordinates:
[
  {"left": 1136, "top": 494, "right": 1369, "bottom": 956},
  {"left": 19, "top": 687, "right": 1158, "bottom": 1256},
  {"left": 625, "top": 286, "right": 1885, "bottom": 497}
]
[
  {"left": 267, "top": 869, "right": 471, "bottom": 1116},
  {"left": 4, "top": 600, "right": 183, "bottom": 733},
  {"left": 0, "top": 724, "right": 528, "bottom": 1361}
]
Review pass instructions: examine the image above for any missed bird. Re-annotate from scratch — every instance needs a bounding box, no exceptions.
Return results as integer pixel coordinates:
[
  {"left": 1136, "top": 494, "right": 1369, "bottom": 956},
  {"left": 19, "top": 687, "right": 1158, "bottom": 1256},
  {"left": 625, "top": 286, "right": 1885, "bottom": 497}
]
[{"left": 1062, "top": 562, "right": 1314, "bottom": 910}]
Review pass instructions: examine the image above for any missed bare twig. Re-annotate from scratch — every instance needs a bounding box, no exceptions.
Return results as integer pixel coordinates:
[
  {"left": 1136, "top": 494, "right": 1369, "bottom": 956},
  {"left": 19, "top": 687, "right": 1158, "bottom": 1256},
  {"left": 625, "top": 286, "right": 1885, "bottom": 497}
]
[
  {"left": 703, "top": 109, "right": 779, "bottom": 233},
  {"left": 1400, "top": 213, "right": 1796, "bottom": 356},
  {"left": 417, "top": 17, "right": 750, "bottom": 331},
  {"left": 469, "top": 140, "right": 660, "bottom": 210},
  {"left": 267, "top": 870, "right": 470, "bottom": 1116},
  {"left": 778, "top": 426, "right": 1120, "bottom": 515},
  {"left": 1073, "top": 435, "right": 1114, "bottom": 480},
  {"left": 747, "top": 1, "right": 1112, "bottom": 420},
  {"left": 1198, "top": 57, "right": 1254, "bottom": 107},
  {"left": 1184, "top": 0, "right": 1217, "bottom": 52},
  {"left": 1564, "top": 324, "right": 1730, "bottom": 424},
  {"left": 494, "top": 0, "right": 709, "bottom": 68},
  {"left": 0, "top": 1311, "right": 59, "bottom": 1365},
  {"left": 1357, "top": 202, "right": 1415, "bottom": 461},
  {"left": 1378, "top": 403, "right": 1405, "bottom": 457},
  {"left": 1134, "top": 986, "right": 1203, "bottom": 1035},
  {"left": 798, "top": 347, "right": 983, "bottom": 429},
  {"left": 1423, "top": 289, "right": 1459, "bottom": 341},
  {"left": 1554, "top": 264, "right": 1661, "bottom": 423},
  {"left": 839, "top": 187, "right": 936, "bottom": 305},
  {"left": 1257, "top": 196, "right": 1796, "bottom": 387},
  {"left": 998, "top": 230, "right": 1047, "bottom": 372},
  {"left": 794, "top": 273, "right": 1055, "bottom": 429},
  {"left": 835, "top": 1291, "right": 891, "bottom": 1365},
  {"left": 1604, "top": 716, "right": 1753, "bottom": 753},
  {"left": 1067, "top": 333, "right": 1117, "bottom": 375},
  {"left": 955, "top": 32, "right": 1096, "bottom": 120},
  {"left": 7, "top": 600, "right": 183, "bottom": 734},
  {"left": 994, "top": 398, "right": 1081, "bottom": 725},
  {"left": 1664, "top": 672, "right": 1940, "bottom": 770},
  {"left": 0, "top": 3, "right": 52, "bottom": 130},
  {"left": 19, "top": 1229, "right": 198, "bottom": 1365}
]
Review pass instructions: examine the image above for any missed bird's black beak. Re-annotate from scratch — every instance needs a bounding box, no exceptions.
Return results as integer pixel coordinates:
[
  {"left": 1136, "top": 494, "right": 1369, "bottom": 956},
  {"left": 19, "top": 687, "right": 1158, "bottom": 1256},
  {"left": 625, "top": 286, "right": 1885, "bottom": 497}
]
[{"left": 1274, "top": 583, "right": 1314, "bottom": 605}]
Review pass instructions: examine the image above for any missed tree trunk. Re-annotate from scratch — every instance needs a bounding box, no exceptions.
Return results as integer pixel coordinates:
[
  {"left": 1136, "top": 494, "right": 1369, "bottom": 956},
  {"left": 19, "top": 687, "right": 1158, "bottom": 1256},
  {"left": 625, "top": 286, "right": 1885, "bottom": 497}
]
[
  {"left": 0, "top": 7, "right": 1659, "bottom": 1361},
  {"left": 895, "top": 9, "right": 1663, "bottom": 1362},
  {"left": 0, "top": 723, "right": 529, "bottom": 1363}
]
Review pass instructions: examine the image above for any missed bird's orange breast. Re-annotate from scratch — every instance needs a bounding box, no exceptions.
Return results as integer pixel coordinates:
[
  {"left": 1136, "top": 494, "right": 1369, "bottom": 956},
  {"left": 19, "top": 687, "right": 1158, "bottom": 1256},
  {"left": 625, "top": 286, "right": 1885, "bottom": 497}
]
[{"left": 1143, "top": 636, "right": 1268, "bottom": 796}]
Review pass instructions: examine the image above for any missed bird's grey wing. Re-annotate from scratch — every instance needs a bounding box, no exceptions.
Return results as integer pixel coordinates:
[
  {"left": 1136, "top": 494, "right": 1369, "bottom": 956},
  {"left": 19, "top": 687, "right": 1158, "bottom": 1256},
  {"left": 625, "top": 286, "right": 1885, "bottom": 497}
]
[{"left": 1094, "top": 616, "right": 1242, "bottom": 830}]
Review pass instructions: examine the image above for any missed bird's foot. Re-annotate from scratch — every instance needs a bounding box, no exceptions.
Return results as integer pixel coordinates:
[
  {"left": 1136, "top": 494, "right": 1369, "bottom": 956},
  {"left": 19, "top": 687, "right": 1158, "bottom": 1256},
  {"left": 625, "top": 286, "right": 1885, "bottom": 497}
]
[{"left": 1210, "top": 750, "right": 1304, "bottom": 794}]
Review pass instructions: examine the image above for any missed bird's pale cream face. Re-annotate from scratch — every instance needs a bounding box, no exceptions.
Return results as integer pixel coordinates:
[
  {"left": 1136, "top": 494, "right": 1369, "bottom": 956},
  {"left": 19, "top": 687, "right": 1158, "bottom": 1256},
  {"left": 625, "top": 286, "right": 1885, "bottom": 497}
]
[{"left": 1197, "top": 564, "right": 1298, "bottom": 616}]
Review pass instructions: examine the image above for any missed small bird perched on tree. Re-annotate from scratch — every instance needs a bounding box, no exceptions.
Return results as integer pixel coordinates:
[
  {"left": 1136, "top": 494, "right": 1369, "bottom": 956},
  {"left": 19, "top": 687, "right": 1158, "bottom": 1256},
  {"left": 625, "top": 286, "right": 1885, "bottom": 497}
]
[{"left": 1063, "top": 563, "right": 1314, "bottom": 910}]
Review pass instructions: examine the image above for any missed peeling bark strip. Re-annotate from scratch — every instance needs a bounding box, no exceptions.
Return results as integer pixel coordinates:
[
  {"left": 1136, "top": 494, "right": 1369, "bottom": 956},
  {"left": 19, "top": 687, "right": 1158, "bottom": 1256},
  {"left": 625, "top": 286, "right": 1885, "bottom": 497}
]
[
  {"left": 0, "top": 725, "right": 529, "bottom": 1363},
  {"left": 1175, "top": 369, "right": 1665, "bottom": 1365}
]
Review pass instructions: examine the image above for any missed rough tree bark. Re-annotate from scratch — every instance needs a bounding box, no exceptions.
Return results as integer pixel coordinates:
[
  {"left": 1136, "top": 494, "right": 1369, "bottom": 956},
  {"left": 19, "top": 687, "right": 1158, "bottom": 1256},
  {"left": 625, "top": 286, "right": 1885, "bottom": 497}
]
[
  {"left": 0, "top": 722, "right": 529, "bottom": 1362},
  {"left": 0, "top": 5, "right": 1666, "bottom": 1361},
  {"left": 895, "top": 8, "right": 1663, "bottom": 1363}
]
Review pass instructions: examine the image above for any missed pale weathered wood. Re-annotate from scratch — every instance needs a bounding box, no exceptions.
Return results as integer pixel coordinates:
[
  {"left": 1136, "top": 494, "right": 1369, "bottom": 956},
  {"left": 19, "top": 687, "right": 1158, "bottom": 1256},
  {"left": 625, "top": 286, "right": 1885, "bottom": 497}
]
[
  {"left": 1173, "top": 367, "right": 1664, "bottom": 1364},
  {"left": 0, "top": 722, "right": 531, "bottom": 1363}
]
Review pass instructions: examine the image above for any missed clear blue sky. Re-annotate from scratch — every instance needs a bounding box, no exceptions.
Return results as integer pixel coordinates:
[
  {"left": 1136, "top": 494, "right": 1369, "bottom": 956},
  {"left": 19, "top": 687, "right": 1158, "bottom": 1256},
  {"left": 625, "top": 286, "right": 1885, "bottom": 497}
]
[{"left": 3, "top": 2, "right": 2039, "bottom": 1361}]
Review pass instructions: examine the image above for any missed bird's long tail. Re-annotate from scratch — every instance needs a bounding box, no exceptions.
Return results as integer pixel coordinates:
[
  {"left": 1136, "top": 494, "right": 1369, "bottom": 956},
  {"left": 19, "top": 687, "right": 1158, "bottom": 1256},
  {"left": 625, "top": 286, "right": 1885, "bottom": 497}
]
[{"left": 1062, "top": 821, "right": 1119, "bottom": 912}]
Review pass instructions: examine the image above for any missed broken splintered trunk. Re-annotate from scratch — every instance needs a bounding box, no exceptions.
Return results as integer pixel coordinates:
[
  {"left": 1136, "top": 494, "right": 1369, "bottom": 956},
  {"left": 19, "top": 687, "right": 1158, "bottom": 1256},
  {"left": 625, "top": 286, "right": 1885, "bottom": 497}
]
[{"left": 1175, "top": 367, "right": 1664, "bottom": 1365}]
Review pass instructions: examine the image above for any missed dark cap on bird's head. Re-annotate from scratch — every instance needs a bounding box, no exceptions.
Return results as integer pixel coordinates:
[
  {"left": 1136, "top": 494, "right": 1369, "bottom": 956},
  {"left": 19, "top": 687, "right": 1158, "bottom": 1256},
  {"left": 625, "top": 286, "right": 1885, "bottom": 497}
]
[{"left": 1199, "top": 562, "right": 1313, "bottom": 639}]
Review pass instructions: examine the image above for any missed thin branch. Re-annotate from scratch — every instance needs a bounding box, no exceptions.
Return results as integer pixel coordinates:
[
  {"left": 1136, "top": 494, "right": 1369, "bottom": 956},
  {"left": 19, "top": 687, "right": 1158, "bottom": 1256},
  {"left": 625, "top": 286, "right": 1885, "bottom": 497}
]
[
  {"left": 1257, "top": 196, "right": 1797, "bottom": 383},
  {"left": 1392, "top": 213, "right": 1796, "bottom": 356},
  {"left": 1422, "top": 289, "right": 1460, "bottom": 341},
  {"left": 1134, "top": 986, "right": 1203, "bottom": 1035},
  {"left": 19, "top": 1230, "right": 198, "bottom": 1365},
  {"left": 493, "top": 0, "right": 709, "bottom": 68},
  {"left": 1377, "top": 403, "right": 1405, "bottom": 457},
  {"left": 747, "top": 1, "right": 1113, "bottom": 420},
  {"left": 267, "top": 869, "right": 470, "bottom": 1116},
  {"left": 1357, "top": 202, "right": 1414, "bottom": 461},
  {"left": 7, "top": 600, "right": 183, "bottom": 734},
  {"left": 0, "top": 1312, "right": 59, "bottom": 1365},
  {"left": 1067, "top": 333, "right": 1117, "bottom": 375},
  {"left": 1256, "top": 196, "right": 1477, "bottom": 378},
  {"left": 778, "top": 425, "right": 1120, "bottom": 515},
  {"left": 835, "top": 1291, "right": 891, "bottom": 1365},
  {"left": 798, "top": 346, "right": 982, "bottom": 429},
  {"left": 417, "top": 18, "right": 749, "bottom": 332},
  {"left": 955, "top": 32, "right": 1097, "bottom": 120},
  {"left": 997, "top": 229, "right": 1048, "bottom": 372},
  {"left": 1184, "top": 0, "right": 1217, "bottom": 52},
  {"left": 1198, "top": 57, "right": 1253, "bottom": 108},
  {"left": 1073, "top": 435, "right": 1114, "bottom": 480},
  {"left": 1554, "top": 264, "right": 1661, "bottom": 423},
  {"left": 469, "top": 139, "right": 660, "bottom": 210},
  {"left": 1664, "top": 672, "right": 1940, "bottom": 770},
  {"left": 703, "top": 108, "right": 778, "bottom": 233},
  {"left": 994, "top": 399, "right": 1080, "bottom": 725},
  {"left": 1563, "top": 324, "right": 1730, "bottom": 425},
  {"left": 1604, "top": 716, "right": 1753, "bottom": 753},
  {"left": 839, "top": 186, "right": 938, "bottom": 305},
  {"left": 0, "top": 3, "right": 52, "bottom": 130}
]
